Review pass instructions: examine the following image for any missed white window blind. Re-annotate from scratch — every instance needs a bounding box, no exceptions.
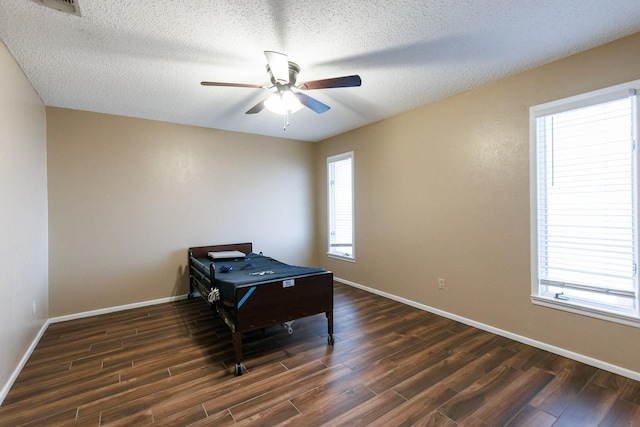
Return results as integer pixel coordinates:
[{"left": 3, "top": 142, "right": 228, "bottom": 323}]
[
  {"left": 327, "top": 152, "right": 354, "bottom": 260},
  {"left": 531, "top": 82, "right": 640, "bottom": 322}
]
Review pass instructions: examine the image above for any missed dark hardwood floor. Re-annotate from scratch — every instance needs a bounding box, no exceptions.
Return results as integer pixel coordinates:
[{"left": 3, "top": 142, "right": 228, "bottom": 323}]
[{"left": 2, "top": 282, "right": 640, "bottom": 426}]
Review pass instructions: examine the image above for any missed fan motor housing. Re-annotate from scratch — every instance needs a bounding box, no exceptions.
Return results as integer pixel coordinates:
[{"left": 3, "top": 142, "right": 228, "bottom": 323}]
[{"left": 267, "top": 62, "right": 300, "bottom": 86}]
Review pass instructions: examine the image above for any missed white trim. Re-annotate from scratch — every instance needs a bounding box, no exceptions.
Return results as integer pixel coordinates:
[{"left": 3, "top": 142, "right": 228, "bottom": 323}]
[
  {"left": 529, "top": 79, "right": 640, "bottom": 324},
  {"left": 0, "top": 321, "right": 49, "bottom": 405},
  {"left": 5, "top": 285, "right": 639, "bottom": 405},
  {"left": 334, "top": 277, "right": 640, "bottom": 382},
  {"left": 531, "top": 295, "right": 640, "bottom": 328},
  {"left": 530, "top": 106, "right": 540, "bottom": 306},
  {"left": 327, "top": 253, "right": 356, "bottom": 263},
  {"left": 531, "top": 79, "right": 640, "bottom": 117},
  {"left": 327, "top": 151, "right": 355, "bottom": 260},
  {"left": 49, "top": 294, "right": 189, "bottom": 324}
]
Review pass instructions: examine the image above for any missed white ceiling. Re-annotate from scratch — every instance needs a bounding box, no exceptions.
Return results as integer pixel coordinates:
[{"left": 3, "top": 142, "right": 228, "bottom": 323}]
[{"left": 2, "top": 1, "right": 640, "bottom": 142}]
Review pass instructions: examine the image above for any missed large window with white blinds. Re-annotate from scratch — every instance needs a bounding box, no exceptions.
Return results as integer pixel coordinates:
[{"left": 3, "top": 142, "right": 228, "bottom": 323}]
[
  {"left": 530, "top": 80, "right": 640, "bottom": 325},
  {"left": 327, "top": 152, "right": 354, "bottom": 260}
]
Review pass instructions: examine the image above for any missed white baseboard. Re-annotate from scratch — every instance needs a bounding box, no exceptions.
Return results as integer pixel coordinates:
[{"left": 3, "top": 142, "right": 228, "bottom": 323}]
[
  {"left": 49, "top": 294, "right": 189, "bottom": 324},
  {"left": 0, "top": 293, "right": 190, "bottom": 406},
  {"left": 4, "top": 282, "right": 639, "bottom": 406},
  {"left": 0, "top": 320, "right": 49, "bottom": 405},
  {"left": 335, "top": 277, "right": 640, "bottom": 382}
]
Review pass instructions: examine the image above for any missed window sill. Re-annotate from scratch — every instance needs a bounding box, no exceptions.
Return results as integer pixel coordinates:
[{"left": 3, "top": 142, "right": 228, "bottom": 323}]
[
  {"left": 531, "top": 295, "right": 640, "bottom": 328},
  {"left": 327, "top": 253, "right": 355, "bottom": 263}
]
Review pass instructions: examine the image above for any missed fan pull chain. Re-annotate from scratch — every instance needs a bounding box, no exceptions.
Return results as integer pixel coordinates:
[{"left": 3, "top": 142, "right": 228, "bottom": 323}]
[{"left": 283, "top": 111, "right": 290, "bottom": 130}]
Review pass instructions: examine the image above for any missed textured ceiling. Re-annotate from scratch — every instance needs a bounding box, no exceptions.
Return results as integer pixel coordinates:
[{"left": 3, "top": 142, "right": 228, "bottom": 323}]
[{"left": 1, "top": 1, "right": 640, "bottom": 142}]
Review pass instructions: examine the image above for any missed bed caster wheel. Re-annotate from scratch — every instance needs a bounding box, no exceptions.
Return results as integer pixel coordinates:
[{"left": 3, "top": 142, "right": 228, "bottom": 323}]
[
  {"left": 234, "top": 363, "right": 243, "bottom": 376},
  {"left": 328, "top": 335, "right": 334, "bottom": 345},
  {"left": 283, "top": 321, "right": 294, "bottom": 334}
]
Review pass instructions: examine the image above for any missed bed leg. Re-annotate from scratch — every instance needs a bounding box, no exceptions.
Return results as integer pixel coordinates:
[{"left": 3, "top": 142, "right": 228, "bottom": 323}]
[
  {"left": 187, "top": 277, "right": 200, "bottom": 300},
  {"left": 232, "top": 330, "right": 243, "bottom": 376},
  {"left": 188, "top": 278, "right": 194, "bottom": 299},
  {"left": 326, "top": 311, "right": 334, "bottom": 346}
]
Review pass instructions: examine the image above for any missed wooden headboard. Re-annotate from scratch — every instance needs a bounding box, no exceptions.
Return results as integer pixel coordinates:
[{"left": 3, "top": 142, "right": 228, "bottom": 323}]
[{"left": 188, "top": 242, "right": 253, "bottom": 259}]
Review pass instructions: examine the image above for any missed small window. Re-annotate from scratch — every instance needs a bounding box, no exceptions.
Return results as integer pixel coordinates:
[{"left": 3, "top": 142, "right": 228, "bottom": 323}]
[
  {"left": 530, "top": 80, "right": 640, "bottom": 325},
  {"left": 327, "top": 152, "right": 354, "bottom": 261}
]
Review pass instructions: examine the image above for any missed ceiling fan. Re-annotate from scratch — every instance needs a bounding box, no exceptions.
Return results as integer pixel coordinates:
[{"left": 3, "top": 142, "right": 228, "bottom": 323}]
[{"left": 201, "top": 51, "right": 361, "bottom": 123}]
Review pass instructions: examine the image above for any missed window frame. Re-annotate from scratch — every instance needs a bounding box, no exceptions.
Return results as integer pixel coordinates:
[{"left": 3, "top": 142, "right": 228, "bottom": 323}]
[
  {"left": 327, "top": 151, "right": 355, "bottom": 262},
  {"left": 530, "top": 80, "right": 640, "bottom": 327}
]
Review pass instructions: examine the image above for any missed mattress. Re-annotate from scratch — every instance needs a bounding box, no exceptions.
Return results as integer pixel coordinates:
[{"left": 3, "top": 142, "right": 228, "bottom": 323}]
[{"left": 193, "top": 252, "right": 327, "bottom": 303}]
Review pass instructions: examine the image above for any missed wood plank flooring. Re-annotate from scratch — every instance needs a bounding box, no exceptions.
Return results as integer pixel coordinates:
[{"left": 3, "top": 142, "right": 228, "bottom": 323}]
[{"left": 2, "top": 282, "right": 640, "bottom": 426}]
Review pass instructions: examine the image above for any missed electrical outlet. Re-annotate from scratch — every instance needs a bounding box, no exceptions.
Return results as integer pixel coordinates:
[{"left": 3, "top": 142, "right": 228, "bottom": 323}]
[{"left": 438, "top": 278, "right": 446, "bottom": 290}]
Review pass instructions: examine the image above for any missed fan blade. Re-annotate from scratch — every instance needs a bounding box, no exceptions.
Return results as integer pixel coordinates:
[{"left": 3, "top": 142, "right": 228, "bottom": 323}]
[
  {"left": 245, "top": 98, "right": 268, "bottom": 114},
  {"left": 264, "top": 51, "right": 289, "bottom": 83},
  {"left": 298, "top": 75, "right": 361, "bottom": 90},
  {"left": 294, "top": 92, "right": 330, "bottom": 114},
  {"left": 201, "top": 81, "right": 265, "bottom": 88}
]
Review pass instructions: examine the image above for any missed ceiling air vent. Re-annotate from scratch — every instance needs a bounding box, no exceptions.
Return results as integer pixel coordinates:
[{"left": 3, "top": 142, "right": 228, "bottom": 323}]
[{"left": 31, "top": 0, "right": 81, "bottom": 16}]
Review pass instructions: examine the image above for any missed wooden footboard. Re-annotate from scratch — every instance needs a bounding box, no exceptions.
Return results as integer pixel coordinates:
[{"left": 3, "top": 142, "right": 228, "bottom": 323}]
[{"left": 188, "top": 243, "right": 334, "bottom": 376}]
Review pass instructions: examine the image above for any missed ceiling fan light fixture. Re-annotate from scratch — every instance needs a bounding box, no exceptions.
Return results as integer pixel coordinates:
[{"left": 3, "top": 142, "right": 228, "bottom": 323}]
[
  {"left": 264, "top": 90, "right": 303, "bottom": 115},
  {"left": 201, "top": 50, "right": 361, "bottom": 120}
]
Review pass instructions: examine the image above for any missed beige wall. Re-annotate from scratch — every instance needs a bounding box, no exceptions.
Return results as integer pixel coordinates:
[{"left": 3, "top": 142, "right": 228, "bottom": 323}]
[
  {"left": 5, "top": 25, "right": 640, "bottom": 393},
  {"left": 47, "top": 109, "right": 316, "bottom": 316},
  {"left": 315, "top": 33, "right": 640, "bottom": 374},
  {"left": 0, "top": 41, "right": 48, "bottom": 398}
]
